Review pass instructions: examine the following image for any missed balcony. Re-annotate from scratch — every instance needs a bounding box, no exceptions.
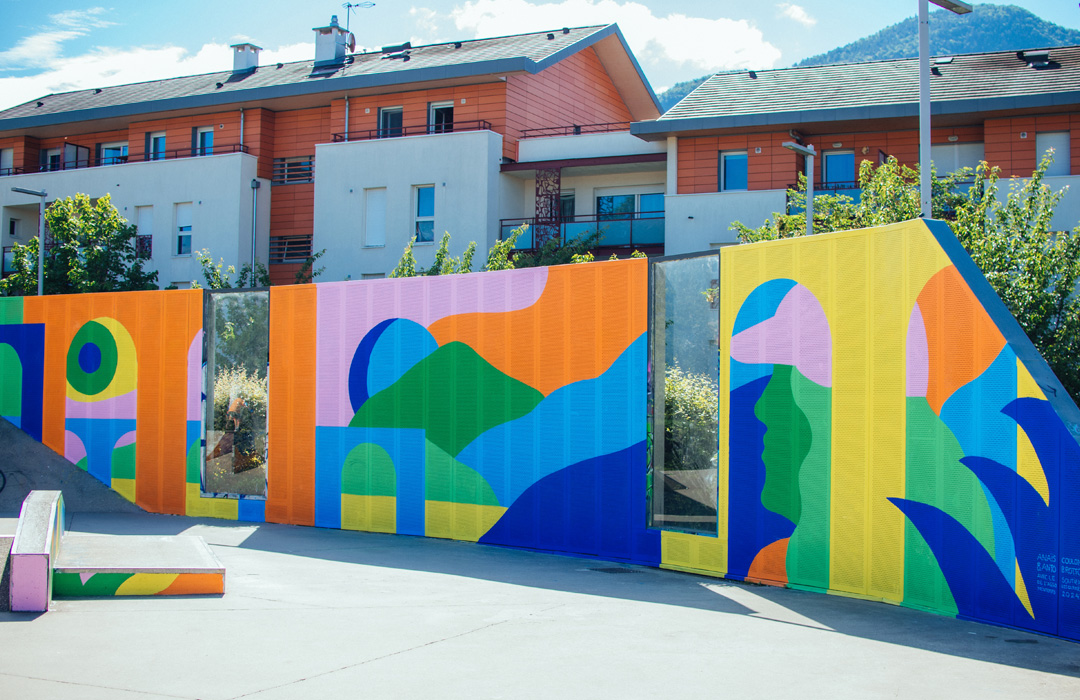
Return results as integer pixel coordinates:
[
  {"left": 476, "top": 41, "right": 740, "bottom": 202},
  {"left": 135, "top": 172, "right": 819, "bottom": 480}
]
[
  {"left": 330, "top": 120, "right": 492, "bottom": 143},
  {"left": 0, "top": 143, "right": 250, "bottom": 177},
  {"left": 499, "top": 211, "right": 664, "bottom": 254},
  {"left": 269, "top": 234, "right": 313, "bottom": 264}
]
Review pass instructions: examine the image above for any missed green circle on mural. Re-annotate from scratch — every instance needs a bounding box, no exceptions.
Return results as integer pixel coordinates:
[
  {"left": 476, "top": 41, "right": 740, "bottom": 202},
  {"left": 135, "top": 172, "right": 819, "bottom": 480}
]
[{"left": 66, "top": 321, "right": 119, "bottom": 396}]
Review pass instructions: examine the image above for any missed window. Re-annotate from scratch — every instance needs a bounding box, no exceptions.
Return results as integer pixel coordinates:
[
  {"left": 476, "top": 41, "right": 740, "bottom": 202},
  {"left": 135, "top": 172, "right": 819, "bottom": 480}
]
[
  {"left": 931, "top": 142, "right": 984, "bottom": 174},
  {"left": 379, "top": 107, "right": 403, "bottom": 138},
  {"left": 361, "top": 272, "right": 386, "bottom": 280},
  {"left": 719, "top": 151, "right": 748, "bottom": 191},
  {"left": 136, "top": 206, "right": 153, "bottom": 239},
  {"left": 560, "top": 192, "right": 575, "bottom": 219},
  {"left": 429, "top": 101, "right": 454, "bottom": 134},
  {"left": 43, "top": 148, "right": 62, "bottom": 172},
  {"left": 100, "top": 142, "right": 128, "bottom": 165},
  {"left": 0, "top": 148, "right": 12, "bottom": 175},
  {"left": 823, "top": 150, "right": 856, "bottom": 187},
  {"left": 596, "top": 192, "right": 664, "bottom": 218},
  {"left": 175, "top": 203, "right": 192, "bottom": 256},
  {"left": 414, "top": 186, "right": 435, "bottom": 242},
  {"left": 364, "top": 188, "right": 387, "bottom": 247},
  {"left": 8, "top": 219, "right": 16, "bottom": 238},
  {"left": 272, "top": 156, "right": 314, "bottom": 184},
  {"left": 170, "top": 281, "right": 192, "bottom": 290},
  {"left": 149, "top": 132, "right": 166, "bottom": 161},
  {"left": 196, "top": 127, "right": 214, "bottom": 156},
  {"left": 1036, "top": 132, "right": 1070, "bottom": 176}
]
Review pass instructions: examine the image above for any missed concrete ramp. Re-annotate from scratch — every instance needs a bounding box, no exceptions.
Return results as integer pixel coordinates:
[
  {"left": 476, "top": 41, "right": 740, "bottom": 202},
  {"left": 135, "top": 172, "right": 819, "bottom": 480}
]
[
  {"left": 0, "top": 419, "right": 142, "bottom": 515},
  {"left": 53, "top": 535, "right": 225, "bottom": 596}
]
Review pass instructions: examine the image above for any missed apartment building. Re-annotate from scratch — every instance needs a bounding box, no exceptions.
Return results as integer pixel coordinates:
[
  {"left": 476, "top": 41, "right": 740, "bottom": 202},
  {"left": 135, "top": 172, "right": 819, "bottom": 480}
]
[
  {"left": 0, "top": 19, "right": 660, "bottom": 285},
  {"left": 632, "top": 46, "right": 1080, "bottom": 254}
]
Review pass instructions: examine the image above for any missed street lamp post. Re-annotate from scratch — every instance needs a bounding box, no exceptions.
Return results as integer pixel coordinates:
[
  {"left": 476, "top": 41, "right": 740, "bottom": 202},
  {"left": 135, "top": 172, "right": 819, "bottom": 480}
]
[
  {"left": 920, "top": 0, "right": 972, "bottom": 218},
  {"left": 10, "top": 187, "right": 47, "bottom": 295},
  {"left": 782, "top": 141, "right": 816, "bottom": 235}
]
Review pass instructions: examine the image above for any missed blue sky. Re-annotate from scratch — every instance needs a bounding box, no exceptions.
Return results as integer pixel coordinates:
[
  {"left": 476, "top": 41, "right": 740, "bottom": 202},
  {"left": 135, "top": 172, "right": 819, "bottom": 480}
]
[{"left": 0, "top": 1, "right": 1077, "bottom": 110}]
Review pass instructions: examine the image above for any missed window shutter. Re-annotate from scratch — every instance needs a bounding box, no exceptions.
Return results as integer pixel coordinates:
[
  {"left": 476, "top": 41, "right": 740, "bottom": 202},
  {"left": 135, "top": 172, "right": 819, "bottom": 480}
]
[
  {"left": 191, "top": 128, "right": 198, "bottom": 156},
  {"left": 144, "top": 132, "right": 151, "bottom": 159},
  {"left": 94, "top": 143, "right": 102, "bottom": 165}
]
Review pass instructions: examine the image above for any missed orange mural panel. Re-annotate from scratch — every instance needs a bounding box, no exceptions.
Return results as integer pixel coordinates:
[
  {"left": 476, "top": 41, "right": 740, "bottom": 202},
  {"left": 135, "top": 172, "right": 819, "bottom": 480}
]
[
  {"left": 917, "top": 265, "right": 1006, "bottom": 414},
  {"left": 428, "top": 259, "right": 647, "bottom": 396}
]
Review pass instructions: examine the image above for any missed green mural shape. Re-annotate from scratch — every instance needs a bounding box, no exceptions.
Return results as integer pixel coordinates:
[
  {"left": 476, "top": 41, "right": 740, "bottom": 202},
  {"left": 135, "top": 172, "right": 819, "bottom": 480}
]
[
  {"left": 425, "top": 439, "right": 500, "bottom": 506},
  {"left": 53, "top": 572, "right": 130, "bottom": 596},
  {"left": 784, "top": 366, "right": 831, "bottom": 592},
  {"left": 76, "top": 456, "right": 88, "bottom": 472},
  {"left": 111, "top": 442, "right": 137, "bottom": 480},
  {"left": 0, "top": 297, "right": 22, "bottom": 325},
  {"left": 0, "top": 343, "right": 22, "bottom": 418},
  {"left": 341, "top": 443, "right": 396, "bottom": 497},
  {"left": 66, "top": 320, "right": 118, "bottom": 396},
  {"left": 756, "top": 364, "right": 811, "bottom": 526},
  {"left": 186, "top": 440, "right": 201, "bottom": 484},
  {"left": 904, "top": 397, "right": 999, "bottom": 616},
  {"left": 350, "top": 341, "right": 544, "bottom": 456}
]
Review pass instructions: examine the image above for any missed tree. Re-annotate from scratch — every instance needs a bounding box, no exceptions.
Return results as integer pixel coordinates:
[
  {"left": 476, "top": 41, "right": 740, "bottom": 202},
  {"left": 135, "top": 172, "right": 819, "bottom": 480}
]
[
  {"left": 192, "top": 249, "right": 271, "bottom": 289},
  {"left": 390, "top": 232, "right": 478, "bottom": 278},
  {"left": 294, "top": 249, "right": 327, "bottom": 284},
  {"left": 733, "top": 154, "right": 1080, "bottom": 402},
  {"left": 0, "top": 193, "right": 158, "bottom": 295}
]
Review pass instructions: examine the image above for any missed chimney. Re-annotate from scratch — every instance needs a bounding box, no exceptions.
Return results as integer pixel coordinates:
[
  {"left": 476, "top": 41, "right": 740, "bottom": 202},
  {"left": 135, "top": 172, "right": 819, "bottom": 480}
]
[
  {"left": 313, "top": 15, "right": 354, "bottom": 67},
  {"left": 230, "top": 43, "right": 262, "bottom": 72}
]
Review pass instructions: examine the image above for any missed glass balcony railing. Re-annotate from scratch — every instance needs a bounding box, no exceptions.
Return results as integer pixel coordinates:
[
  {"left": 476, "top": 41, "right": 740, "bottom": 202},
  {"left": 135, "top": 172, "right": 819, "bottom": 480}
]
[
  {"left": 499, "top": 212, "right": 664, "bottom": 251},
  {"left": 0, "top": 144, "right": 249, "bottom": 177}
]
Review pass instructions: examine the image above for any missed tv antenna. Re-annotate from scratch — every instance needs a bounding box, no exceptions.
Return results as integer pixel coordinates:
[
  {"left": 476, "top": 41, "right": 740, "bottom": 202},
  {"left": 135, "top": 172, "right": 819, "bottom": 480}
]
[{"left": 342, "top": 2, "right": 374, "bottom": 34}]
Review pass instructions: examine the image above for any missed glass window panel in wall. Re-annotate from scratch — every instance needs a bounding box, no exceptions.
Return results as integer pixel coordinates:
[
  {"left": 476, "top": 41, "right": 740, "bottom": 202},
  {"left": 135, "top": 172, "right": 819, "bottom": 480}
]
[
  {"left": 379, "top": 107, "right": 403, "bottom": 138},
  {"left": 648, "top": 253, "right": 720, "bottom": 534},
  {"left": 429, "top": 102, "right": 454, "bottom": 133},
  {"left": 197, "top": 127, "right": 214, "bottom": 156},
  {"left": 415, "top": 185, "right": 435, "bottom": 242},
  {"left": 203, "top": 290, "right": 270, "bottom": 497},
  {"left": 597, "top": 194, "right": 635, "bottom": 219},
  {"left": 720, "top": 151, "right": 748, "bottom": 191},
  {"left": 823, "top": 151, "right": 855, "bottom": 186}
]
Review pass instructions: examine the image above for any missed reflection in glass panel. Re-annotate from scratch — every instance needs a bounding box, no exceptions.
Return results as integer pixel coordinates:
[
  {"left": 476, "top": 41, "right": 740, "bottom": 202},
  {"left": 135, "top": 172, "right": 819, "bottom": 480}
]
[
  {"left": 639, "top": 193, "right": 665, "bottom": 216},
  {"left": 648, "top": 254, "right": 719, "bottom": 534},
  {"left": 597, "top": 194, "right": 635, "bottom": 219},
  {"left": 204, "top": 290, "right": 269, "bottom": 497}
]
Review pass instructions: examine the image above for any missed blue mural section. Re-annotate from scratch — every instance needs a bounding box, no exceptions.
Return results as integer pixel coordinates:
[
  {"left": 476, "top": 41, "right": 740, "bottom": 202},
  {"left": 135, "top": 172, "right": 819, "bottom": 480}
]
[{"left": 0, "top": 323, "right": 45, "bottom": 441}]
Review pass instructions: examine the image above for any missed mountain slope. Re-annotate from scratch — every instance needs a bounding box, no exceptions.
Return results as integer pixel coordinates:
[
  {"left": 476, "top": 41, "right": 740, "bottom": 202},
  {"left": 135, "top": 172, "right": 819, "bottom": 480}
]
[
  {"left": 657, "top": 4, "right": 1080, "bottom": 112},
  {"left": 796, "top": 4, "right": 1080, "bottom": 67}
]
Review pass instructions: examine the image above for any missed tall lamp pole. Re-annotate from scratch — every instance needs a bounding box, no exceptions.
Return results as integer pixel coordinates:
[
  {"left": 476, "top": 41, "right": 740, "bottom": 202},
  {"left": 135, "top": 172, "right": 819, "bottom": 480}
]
[
  {"left": 782, "top": 142, "right": 816, "bottom": 234},
  {"left": 11, "top": 187, "right": 47, "bottom": 295},
  {"left": 921, "top": 0, "right": 972, "bottom": 218}
]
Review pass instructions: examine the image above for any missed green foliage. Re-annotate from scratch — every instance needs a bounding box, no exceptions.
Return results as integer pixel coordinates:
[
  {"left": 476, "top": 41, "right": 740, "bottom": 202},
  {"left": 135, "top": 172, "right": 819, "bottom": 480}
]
[
  {"left": 512, "top": 230, "right": 603, "bottom": 268},
  {"left": 211, "top": 292, "right": 270, "bottom": 380},
  {"left": 192, "top": 249, "right": 270, "bottom": 289},
  {"left": 734, "top": 153, "right": 1080, "bottom": 403},
  {"left": 294, "top": 248, "right": 327, "bottom": 284},
  {"left": 732, "top": 156, "right": 967, "bottom": 241},
  {"left": 0, "top": 193, "right": 158, "bottom": 295},
  {"left": 482, "top": 225, "right": 524, "bottom": 271},
  {"left": 212, "top": 365, "right": 268, "bottom": 433},
  {"left": 389, "top": 236, "right": 418, "bottom": 278},
  {"left": 631, "top": 250, "right": 648, "bottom": 259},
  {"left": 796, "top": 5, "right": 1080, "bottom": 68},
  {"left": 663, "top": 363, "right": 719, "bottom": 473}
]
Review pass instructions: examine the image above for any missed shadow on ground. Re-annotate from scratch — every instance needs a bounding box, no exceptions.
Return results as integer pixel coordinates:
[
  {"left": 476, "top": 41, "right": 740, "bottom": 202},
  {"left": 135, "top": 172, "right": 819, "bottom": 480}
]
[{"left": 66, "top": 509, "right": 1080, "bottom": 679}]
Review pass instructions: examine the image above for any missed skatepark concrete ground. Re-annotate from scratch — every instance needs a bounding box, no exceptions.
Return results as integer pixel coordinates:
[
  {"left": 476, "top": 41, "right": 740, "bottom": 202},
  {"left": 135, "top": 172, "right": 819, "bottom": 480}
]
[{"left": 0, "top": 510, "right": 1078, "bottom": 700}]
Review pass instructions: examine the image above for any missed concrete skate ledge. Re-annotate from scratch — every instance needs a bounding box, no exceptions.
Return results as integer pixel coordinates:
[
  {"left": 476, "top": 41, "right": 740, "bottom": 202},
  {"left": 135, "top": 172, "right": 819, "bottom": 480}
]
[{"left": 9, "top": 490, "right": 64, "bottom": 612}]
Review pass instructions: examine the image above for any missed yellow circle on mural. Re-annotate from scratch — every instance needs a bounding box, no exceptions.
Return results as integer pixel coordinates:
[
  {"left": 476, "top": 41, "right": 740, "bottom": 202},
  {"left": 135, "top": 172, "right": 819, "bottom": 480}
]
[{"left": 66, "top": 316, "right": 138, "bottom": 402}]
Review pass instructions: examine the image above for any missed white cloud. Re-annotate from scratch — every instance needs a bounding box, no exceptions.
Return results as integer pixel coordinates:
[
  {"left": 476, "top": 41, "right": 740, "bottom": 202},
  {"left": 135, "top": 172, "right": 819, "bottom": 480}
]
[
  {"left": 0, "top": 42, "right": 315, "bottom": 111},
  {"left": 0, "top": 8, "right": 115, "bottom": 69},
  {"left": 419, "top": 0, "right": 780, "bottom": 76},
  {"left": 778, "top": 3, "right": 816, "bottom": 28}
]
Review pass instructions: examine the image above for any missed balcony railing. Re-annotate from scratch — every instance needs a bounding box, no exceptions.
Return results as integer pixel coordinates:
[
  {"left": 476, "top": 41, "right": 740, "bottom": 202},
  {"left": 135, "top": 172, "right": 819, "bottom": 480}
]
[
  {"left": 499, "top": 211, "right": 664, "bottom": 251},
  {"left": 0, "top": 144, "right": 249, "bottom": 177},
  {"left": 269, "top": 234, "right": 313, "bottom": 264},
  {"left": 331, "top": 120, "right": 492, "bottom": 143},
  {"left": 519, "top": 122, "right": 631, "bottom": 139}
]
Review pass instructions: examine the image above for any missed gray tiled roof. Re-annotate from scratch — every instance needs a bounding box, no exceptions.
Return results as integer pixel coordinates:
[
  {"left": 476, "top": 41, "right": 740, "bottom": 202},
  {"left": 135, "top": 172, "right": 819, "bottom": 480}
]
[
  {"left": 633, "top": 46, "right": 1080, "bottom": 138},
  {"left": 0, "top": 25, "right": 611, "bottom": 124}
]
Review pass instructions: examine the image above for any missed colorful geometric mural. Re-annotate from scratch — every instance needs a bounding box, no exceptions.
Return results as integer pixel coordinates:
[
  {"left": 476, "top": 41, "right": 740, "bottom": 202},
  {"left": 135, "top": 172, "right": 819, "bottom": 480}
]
[{"left": 1, "top": 221, "right": 1078, "bottom": 642}]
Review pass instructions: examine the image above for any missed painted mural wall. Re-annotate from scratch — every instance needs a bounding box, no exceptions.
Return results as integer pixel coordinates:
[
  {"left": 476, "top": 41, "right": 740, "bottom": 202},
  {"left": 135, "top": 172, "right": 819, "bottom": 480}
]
[{"left": 1, "top": 220, "right": 1078, "bottom": 642}]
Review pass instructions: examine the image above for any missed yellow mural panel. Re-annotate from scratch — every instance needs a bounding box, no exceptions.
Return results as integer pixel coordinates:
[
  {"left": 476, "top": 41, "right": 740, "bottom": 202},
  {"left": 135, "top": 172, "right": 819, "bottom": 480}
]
[
  {"left": 341, "top": 494, "right": 396, "bottom": 534},
  {"left": 185, "top": 483, "right": 239, "bottom": 520},
  {"left": 425, "top": 501, "right": 507, "bottom": 542},
  {"left": 115, "top": 573, "right": 178, "bottom": 596}
]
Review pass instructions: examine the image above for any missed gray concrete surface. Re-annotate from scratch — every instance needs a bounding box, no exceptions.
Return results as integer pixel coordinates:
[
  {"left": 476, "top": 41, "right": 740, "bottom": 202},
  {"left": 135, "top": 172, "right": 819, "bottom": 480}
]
[
  {"left": 0, "top": 420, "right": 142, "bottom": 515},
  {"left": 0, "top": 511, "right": 1077, "bottom": 699},
  {"left": 56, "top": 534, "right": 224, "bottom": 574}
]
